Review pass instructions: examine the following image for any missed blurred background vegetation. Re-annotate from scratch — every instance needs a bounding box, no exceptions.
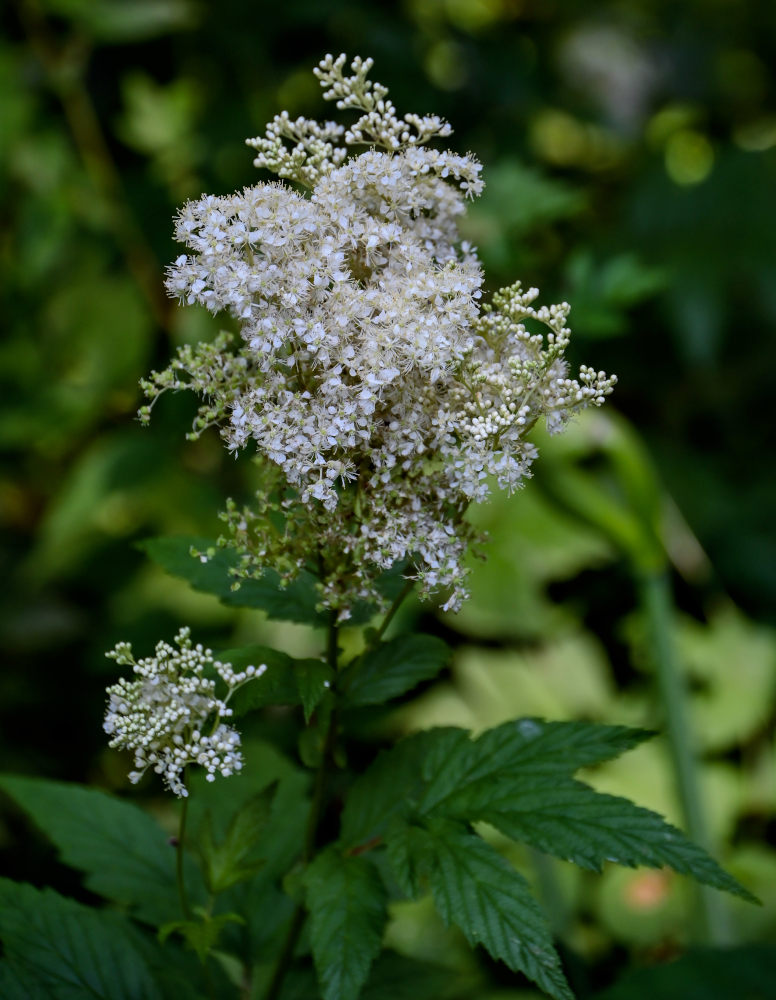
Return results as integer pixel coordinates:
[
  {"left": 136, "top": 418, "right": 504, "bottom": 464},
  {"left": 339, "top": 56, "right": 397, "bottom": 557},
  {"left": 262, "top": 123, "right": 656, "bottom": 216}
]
[{"left": 1, "top": 0, "right": 775, "bottom": 996}]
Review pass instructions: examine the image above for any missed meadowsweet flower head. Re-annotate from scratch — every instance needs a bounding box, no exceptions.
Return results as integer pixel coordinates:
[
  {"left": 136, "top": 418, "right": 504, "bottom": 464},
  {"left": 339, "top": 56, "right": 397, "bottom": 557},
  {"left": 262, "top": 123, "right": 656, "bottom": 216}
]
[
  {"left": 104, "top": 628, "right": 266, "bottom": 796},
  {"left": 142, "top": 54, "right": 616, "bottom": 616}
]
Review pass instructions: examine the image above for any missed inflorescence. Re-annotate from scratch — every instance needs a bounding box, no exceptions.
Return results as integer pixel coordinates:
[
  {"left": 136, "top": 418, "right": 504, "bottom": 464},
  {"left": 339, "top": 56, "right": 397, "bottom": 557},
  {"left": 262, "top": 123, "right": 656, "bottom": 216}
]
[
  {"left": 139, "top": 53, "right": 616, "bottom": 617},
  {"left": 104, "top": 628, "right": 265, "bottom": 796}
]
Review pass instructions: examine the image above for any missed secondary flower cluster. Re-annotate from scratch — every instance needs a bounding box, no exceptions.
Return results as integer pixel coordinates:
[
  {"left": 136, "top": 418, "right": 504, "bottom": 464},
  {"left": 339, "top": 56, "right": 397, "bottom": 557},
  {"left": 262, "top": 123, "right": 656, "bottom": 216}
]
[
  {"left": 104, "top": 628, "right": 265, "bottom": 796},
  {"left": 141, "top": 54, "right": 616, "bottom": 615}
]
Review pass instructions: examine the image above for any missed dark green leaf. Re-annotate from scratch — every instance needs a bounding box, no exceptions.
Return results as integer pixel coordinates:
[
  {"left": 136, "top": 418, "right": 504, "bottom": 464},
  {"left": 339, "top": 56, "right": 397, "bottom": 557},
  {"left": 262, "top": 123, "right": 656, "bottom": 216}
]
[
  {"left": 304, "top": 849, "right": 388, "bottom": 1000},
  {"left": 0, "top": 879, "right": 164, "bottom": 999},
  {"left": 0, "top": 775, "right": 178, "bottom": 924},
  {"left": 295, "top": 659, "right": 335, "bottom": 722},
  {"left": 138, "top": 536, "right": 327, "bottom": 625},
  {"left": 459, "top": 777, "right": 757, "bottom": 901},
  {"left": 347, "top": 560, "right": 411, "bottom": 626},
  {"left": 360, "top": 951, "right": 474, "bottom": 1000},
  {"left": 340, "top": 729, "right": 465, "bottom": 848},
  {"left": 217, "top": 645, "right": 299, "bottom": 716},
  {"left": 387, "top": 819, "right": 572, "bottom": 1000},
  {"left": 217, "top": 646, "right": 333, "bottom": 721},
  {"left": 418, "top": 719, "right": 653, "bottom": 813},
  {"left": 159, "top": 912, "right": 244, "bottom": 963},
  {"left": 598, "top": 944, "right": 776, "bottom": 1000},
  {"left": 196, "top": 787, "right": 275, "bottom": 895},
  {"left": 344, "top": 635, "right": 450, "bottom": 707},
  {"left": 183, "top": 741, "right": 309, "bottom": 965},
  {"left": 0, "top": 960, "right": 50, "bottom": 1000}
]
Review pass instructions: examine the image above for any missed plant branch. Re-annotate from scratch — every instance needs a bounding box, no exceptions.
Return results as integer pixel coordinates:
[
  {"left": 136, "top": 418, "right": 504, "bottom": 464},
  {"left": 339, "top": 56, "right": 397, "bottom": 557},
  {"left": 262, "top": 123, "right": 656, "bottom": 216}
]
[{"left": 373, "top": 578, "right": 415, "bottom": 646}]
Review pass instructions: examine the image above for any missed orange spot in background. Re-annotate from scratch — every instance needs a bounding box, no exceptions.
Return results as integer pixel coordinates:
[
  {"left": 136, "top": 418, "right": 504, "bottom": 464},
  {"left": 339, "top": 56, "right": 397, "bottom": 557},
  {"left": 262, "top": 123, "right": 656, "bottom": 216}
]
[{"left": 624, "top": 870, "right": 671, "bottom": 910}]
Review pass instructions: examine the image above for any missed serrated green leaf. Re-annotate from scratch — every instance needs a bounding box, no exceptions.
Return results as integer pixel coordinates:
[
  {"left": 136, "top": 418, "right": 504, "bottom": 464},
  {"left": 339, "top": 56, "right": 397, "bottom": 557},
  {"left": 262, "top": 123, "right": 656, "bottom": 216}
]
[
  {"left": 0, "top": 775, "right": 178, "bottom": 924},
  {"left": 387, "top": 819, "right": 573, "bottom": 1000},
  {"left": 455, "top": 777, "right": 756, "bottom": 901},
  {"left": 419, "top": 719, "right": 653, "bottom": 814},
  {"left": 196, "top": 787, "right": 275, "bottom": 895},
  {"left": 138, "top": 536, "right": 327, "bottom": 625},
  {"left": 295, "top": 659, "right": 335, "bottom": 722},
  {"left": 0, "top": 960, "right": 50, "bottom": 1000},
  {"left": 304, "top": 849, "right": 388, "bottom": 1000},
  {"left": 340, "top": 730, "right": 465, "bottom": 848},
  {"left": 344, "top": 635, "right": 450, "bottom": 707},
  {"left": 0, "top": 879, "right": 164, "bottom": 999}
]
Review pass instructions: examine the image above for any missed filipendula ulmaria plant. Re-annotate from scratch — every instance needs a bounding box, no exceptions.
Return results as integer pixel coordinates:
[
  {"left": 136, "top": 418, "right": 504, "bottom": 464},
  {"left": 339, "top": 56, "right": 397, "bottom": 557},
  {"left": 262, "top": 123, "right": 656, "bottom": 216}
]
[{"left": 0, "top": 55, "right": 754, "bottom": 1000}]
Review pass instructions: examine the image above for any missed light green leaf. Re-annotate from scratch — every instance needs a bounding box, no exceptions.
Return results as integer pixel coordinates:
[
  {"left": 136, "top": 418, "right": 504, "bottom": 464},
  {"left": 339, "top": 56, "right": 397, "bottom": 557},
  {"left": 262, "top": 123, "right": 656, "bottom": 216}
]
[
  {"left": 473, "top": 160, "right": 585, "bottom": 237},
  {"left": 0, "top": 775, "right": 178, "bottom": 924},
  {"left": 138, "top": 536, "right": 327, "bottom": 625},
  {"left": 45, "top": 0, "right": 198, "bottom": 42},
  {"left": 387, "top": 819, "right": 572, "bottom": 1000},
  {"left": 304, "top": 849, "right": 388, "bottom": 1000},
  {"left": 0, "top": 879, "right": 164, "bottom": 999},
  {"left": 344, "top": 635, "right": 450, "bottom": 707}
]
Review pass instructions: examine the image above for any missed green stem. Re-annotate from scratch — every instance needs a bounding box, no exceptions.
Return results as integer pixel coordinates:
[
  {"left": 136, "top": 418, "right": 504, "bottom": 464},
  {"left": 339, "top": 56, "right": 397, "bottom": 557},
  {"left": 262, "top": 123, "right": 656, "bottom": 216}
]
[
  {"left": 327, "top": 617, "right": 340, "bottom": 675},
  {"left": 176, "top": 789, "right": 192, "bottom": 921},
  {"left": 373, "top": 578, "right": 415, "bottom": 646},
  {"left": 638, "top": 570, "right": 729, "bottom": 944},
  {"left": 263, "top": 619, "right": 340, "bottom": 1000}
]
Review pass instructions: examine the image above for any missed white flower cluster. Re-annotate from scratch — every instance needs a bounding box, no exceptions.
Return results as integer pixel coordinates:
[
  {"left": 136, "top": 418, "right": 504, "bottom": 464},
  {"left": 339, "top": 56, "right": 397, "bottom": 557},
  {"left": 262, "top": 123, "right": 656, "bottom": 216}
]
[
  {"left": 104, "top": 627, "right": 265, "bottom": 796},
  {"left": 142, "top": 55, "right": 616, "bottom": 615}
]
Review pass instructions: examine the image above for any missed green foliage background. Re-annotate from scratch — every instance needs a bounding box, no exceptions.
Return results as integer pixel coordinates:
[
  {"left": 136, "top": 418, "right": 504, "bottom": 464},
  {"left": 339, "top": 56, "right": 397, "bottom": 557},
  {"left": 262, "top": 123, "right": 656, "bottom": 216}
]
[{"left": 1, "top": 0, "right": 775, "bottom": 996}]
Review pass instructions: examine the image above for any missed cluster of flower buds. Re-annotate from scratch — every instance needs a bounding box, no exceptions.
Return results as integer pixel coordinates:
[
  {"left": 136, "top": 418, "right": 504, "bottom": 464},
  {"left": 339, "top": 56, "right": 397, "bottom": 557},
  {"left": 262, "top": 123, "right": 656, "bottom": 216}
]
[{"left": 104, "top": 628, "right": 265, "bottom": 796}]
